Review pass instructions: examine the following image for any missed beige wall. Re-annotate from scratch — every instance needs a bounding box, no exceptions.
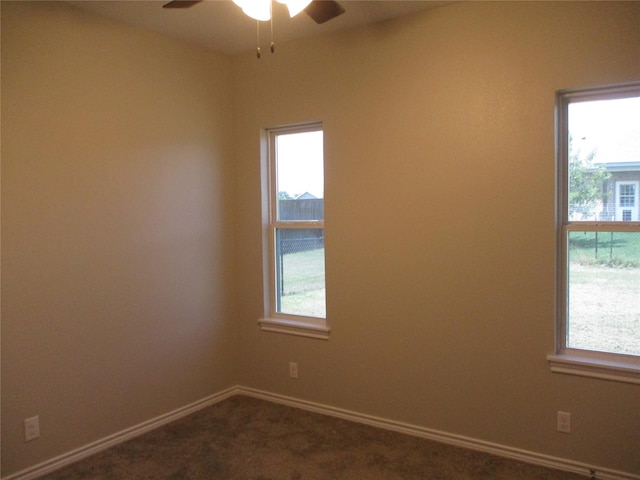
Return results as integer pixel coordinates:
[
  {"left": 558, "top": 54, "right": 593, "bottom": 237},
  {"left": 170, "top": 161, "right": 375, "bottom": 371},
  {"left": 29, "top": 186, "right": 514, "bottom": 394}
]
[
  {"left": 1, "top": 2, "right": 237, "bottom": 475},
  {"left": 232, "top": 1, "right": 640, "bottom": 474},
  {"left": 2, "top": 0, "right": 640, "bottom": 478}
]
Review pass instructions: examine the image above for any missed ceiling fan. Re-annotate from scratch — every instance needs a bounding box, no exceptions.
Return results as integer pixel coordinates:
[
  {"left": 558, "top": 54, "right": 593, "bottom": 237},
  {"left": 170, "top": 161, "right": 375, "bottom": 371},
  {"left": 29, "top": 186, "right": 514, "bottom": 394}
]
[{"left": 162, "top": 0, "right": 346, "bottom": 25}]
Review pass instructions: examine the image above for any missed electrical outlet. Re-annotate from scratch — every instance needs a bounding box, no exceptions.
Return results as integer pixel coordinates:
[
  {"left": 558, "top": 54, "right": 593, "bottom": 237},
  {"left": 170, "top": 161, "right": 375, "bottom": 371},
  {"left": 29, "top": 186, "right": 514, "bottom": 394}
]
[
  {"left": 557, "top": 411, "right": 571, "bottom": 433},
  {"left": 24, "top": 416, "right": 40, "bottom": 442},
  {"left": 289, "top": 362, "right": 298, "bottom": 378}
]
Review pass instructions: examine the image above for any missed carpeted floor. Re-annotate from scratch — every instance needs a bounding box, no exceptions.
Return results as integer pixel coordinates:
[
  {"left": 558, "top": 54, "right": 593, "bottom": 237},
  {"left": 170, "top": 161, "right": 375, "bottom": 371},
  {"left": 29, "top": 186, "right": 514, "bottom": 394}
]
[{"left": 38, "top": 395, "right": 584, "bottom": 479}]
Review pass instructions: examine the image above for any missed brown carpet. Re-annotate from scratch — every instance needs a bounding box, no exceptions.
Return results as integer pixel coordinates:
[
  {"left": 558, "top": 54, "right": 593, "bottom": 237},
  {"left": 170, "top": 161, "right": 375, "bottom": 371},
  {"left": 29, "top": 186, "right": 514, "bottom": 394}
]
[{"left": 38, "top": 395, "right": 583, "bottom": 479}]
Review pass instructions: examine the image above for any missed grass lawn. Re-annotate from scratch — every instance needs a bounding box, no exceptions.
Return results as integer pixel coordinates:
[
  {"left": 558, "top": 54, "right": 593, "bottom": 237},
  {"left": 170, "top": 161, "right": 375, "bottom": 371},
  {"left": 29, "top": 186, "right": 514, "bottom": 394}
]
[
  {"left": 569, "top": 231, "right": 640, "bottom": 267},
  {"left": 568, "top": 231, "right": 639, "bottom": 355},
  {"left": 279, "top": 248, "right": 326, "bottom": 318},
  {"left": 568, "top": 263, "right": 640, "bottom": 355}
]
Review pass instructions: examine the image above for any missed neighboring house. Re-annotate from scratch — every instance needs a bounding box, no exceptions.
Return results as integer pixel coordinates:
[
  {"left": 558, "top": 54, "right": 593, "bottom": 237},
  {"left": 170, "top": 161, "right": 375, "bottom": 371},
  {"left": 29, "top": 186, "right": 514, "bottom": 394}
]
[
  {"left": 599, "top": 161, "right": 640, "bottom": 221},
  {"left": 569, "top": 161, "right": 640, "bottom": 222}
]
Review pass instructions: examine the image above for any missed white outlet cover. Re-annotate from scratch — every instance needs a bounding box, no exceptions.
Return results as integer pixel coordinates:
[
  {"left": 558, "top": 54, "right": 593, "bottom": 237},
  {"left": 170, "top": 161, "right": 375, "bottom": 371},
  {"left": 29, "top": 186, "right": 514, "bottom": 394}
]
[
  {"left": 24, "top": 416, "right": 40, "bottom": 441},
  {"left": 557, "top": 411, "right": 571, "bottom": 433}
]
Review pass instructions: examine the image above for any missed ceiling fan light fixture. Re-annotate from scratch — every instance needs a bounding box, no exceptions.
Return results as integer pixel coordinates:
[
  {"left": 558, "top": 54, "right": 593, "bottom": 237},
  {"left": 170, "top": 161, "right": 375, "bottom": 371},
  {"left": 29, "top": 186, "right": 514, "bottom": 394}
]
[
  {"left": 233, "top": 0, "right": 272, "bottom": 21},
  {"left": 277, "top": 0, "right": 312, "bottom": 18}
]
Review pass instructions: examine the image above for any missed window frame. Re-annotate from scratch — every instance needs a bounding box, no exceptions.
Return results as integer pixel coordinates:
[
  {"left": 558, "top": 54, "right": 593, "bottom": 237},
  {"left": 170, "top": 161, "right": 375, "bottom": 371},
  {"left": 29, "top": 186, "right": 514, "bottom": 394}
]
[
  {"left": 548, "top": 82, "right": 640, "bottom": 384},
  {"left": 258, "top": 122, "right": 330, "bottom": 340}
]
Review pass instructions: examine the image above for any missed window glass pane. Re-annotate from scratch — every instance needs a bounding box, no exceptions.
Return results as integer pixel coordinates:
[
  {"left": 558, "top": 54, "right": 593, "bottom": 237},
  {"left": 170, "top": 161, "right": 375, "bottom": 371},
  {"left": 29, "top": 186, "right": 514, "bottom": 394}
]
[
  {"left": 568, "top": 96, "right": 640, "bottom": 221},
  {"left": 275, "top": 228, "right": 326, "bottom": 318},
  {"left": 567, "top": 231, "right": 640, "bottom": 355},
  {"left": 276, "top": 130, "right": 324, "bottom": 221}
]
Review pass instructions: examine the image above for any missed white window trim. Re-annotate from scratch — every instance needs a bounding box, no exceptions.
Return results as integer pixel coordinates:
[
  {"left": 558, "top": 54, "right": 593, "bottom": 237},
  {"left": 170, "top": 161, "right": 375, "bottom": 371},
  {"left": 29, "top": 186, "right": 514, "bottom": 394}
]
[
  {"left": 258, "top": 316, "right": 330, "bottom": 340},
  {"left": 550, "top": 82, "right": 640, "bottom": 384},
  {"left": 547, "top": 352, "right": 640, "bottom": 385},
  {"left": 258, "top": 122, "right": 330, "bottom": 340}
]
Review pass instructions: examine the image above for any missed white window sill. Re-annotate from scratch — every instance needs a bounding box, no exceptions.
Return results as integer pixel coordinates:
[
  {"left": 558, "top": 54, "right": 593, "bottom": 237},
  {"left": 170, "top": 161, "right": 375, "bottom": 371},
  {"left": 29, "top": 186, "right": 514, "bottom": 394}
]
[
  {"left": 258, "top": 317, "right": 330, "bottom": 340},
  {"left": 547, "top": 353, "right": 640, "bottom": 384}
]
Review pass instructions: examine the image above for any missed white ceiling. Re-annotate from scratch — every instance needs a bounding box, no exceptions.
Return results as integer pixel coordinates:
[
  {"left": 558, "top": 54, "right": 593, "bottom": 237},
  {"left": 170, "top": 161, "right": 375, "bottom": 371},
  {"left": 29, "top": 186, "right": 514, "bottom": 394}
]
[{"left": 67, "top": 1, "right": 450, "bottom": 55}]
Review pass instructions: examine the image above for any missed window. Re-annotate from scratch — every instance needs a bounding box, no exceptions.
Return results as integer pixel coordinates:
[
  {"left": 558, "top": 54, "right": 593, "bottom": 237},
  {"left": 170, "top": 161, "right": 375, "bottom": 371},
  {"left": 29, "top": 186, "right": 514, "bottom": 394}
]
[
  {"left": 616, "top": 181, "right": 638, "bottom": 221},
  {"left": 618, "top": 183, "right": 636, "bottom": 207},
  {"left": 548, "top": 83, "right": 640, "bottom": 383},
  {"left": 258, "top": 123, "right": 329, "bottom": 339}
]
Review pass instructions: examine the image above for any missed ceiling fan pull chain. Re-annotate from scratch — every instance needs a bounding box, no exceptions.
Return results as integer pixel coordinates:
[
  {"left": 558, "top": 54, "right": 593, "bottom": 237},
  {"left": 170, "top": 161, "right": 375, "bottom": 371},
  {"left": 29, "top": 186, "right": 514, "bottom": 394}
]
[
  {"left": 256, "top": 20, "right": 261, "bottom": 59},
  {"left": 270, "top": 2, "right": 275, "bottom": 53}
]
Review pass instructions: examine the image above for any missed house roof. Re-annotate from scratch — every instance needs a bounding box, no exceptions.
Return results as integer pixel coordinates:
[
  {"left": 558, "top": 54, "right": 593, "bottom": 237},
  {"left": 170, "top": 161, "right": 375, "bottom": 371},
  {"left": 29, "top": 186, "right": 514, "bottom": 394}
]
[
  {"left": 295, "top": 192, "right": 318, "bottom": 200},
  {"left": 596, "top": 161, "right": 640, "bottom": 172}
]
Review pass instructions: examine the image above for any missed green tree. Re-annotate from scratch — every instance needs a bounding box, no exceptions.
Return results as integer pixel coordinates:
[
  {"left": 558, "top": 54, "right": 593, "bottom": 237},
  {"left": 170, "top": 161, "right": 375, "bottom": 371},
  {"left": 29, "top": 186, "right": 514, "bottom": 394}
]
[{"left": 568, "top": 135, "right": 610, "bottom": 219}]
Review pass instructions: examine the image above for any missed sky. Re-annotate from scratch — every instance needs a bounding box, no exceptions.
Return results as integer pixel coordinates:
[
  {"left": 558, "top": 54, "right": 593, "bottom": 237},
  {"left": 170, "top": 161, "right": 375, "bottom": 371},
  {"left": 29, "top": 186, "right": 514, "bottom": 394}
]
[
  {"left": 276, "top": 130, "right": 324, "bottom": 198},
  {"left": 569, "top": 95, "right": 640, "bottom": 164}
]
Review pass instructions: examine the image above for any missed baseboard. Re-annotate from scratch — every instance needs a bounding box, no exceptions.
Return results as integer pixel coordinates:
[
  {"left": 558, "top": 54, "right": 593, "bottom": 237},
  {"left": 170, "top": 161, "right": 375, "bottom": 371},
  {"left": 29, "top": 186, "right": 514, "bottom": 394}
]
[
  {"left": 4, "top": 385, "right": 638, "bottom": 480},
  {"left": 2, "top": 386, "right": 240, "bottom": 480},
  {"left": 236, "top": 387, "right": 639, "bottom": 480}
]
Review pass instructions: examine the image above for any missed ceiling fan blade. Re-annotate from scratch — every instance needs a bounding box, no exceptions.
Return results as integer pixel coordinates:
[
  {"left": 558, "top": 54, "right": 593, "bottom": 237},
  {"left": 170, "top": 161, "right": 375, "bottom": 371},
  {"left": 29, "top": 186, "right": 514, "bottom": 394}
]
[
  {"left": 162, "top": 0, "right": 203, "bottom": 8},
  {"left": 304, "top": 0, "right": 345, "bottom": 24}
]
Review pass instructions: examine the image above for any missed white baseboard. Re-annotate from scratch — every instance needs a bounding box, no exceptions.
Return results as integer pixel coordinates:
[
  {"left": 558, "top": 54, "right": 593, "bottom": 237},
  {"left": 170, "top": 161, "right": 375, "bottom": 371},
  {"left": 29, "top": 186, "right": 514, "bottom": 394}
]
[
  {"left": 237, "top": 386, "right": 639, "bottom": 480},
  {"left": 2, "top": 386, "right": 240, "bottom": 480},
  {"left": 4, "top": 385, "right": 638, "bottom": 480}
]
